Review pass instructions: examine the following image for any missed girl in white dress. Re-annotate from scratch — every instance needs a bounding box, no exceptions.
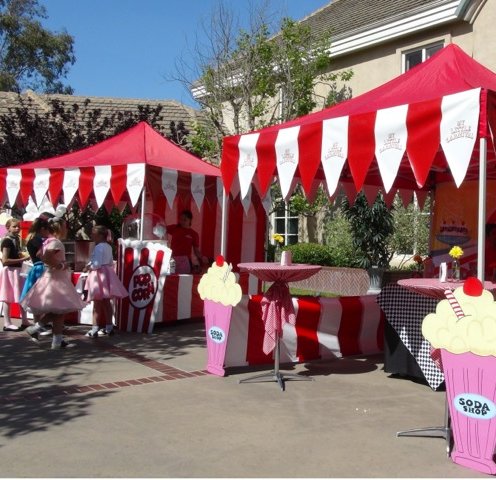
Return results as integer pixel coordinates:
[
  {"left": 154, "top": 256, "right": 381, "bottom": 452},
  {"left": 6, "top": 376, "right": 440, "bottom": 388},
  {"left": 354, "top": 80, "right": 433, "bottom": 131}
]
[{"left": 84, "top": 225, "right": 127, "bottom": 337}]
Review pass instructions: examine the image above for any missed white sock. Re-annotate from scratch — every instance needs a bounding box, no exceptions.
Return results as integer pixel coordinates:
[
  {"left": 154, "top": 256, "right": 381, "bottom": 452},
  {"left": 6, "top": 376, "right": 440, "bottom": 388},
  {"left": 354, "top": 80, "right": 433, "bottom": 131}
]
[
  {"left": 90, "top": 325, "right": 99, "bottom": 334},
  {"left": 20, "top": 308, "right": 29, "bottom": 326},
  {"left": 3, "top": 303, "right": 12, "bottom": 325},
  {"left": 31, "top": 323, "right": 43, "bottom": 333},
  {"left": 52, "top": 334, "right": 63, "bottom": 348}
]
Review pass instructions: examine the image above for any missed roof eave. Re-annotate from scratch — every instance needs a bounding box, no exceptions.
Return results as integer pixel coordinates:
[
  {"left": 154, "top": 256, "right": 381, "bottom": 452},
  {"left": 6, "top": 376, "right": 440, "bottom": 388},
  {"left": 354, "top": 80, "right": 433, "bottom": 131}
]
[{"left": 328, "top": 1, "right": 465, "bottom": 59}]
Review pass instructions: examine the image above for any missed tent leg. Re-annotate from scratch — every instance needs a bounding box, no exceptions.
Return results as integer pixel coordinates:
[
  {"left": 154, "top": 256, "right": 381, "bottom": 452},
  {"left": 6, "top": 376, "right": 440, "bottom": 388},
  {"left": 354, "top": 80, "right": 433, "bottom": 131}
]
[
  {"left": 139, "top": 186, "right": 146, "bottom": 241},
  {"left": 477, "top": 137, "right": 487, "bottom": 282},
  {"left": 220, "top": 188, "right": 228, "bottom": 257}
]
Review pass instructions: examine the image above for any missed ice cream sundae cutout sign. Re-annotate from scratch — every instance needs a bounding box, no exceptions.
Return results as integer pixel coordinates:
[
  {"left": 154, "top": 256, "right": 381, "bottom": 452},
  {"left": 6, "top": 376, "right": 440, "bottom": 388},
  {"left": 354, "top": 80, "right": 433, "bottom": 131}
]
[
  {"left": 198, "top": 255, "right": 242, "bottom": 376},
  {"left": 422, "top": 277, "right": 496, "bottom": 475}
]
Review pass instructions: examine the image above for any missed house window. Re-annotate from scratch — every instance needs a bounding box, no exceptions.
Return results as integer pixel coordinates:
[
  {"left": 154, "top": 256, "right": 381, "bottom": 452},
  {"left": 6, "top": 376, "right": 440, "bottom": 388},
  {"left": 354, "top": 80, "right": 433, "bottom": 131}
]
[
  {"left": 272, "top": 203, "right": 299, "bottom": 245},
  {"left": 403, "top": 42, "right": 443, "bottom": 72}
]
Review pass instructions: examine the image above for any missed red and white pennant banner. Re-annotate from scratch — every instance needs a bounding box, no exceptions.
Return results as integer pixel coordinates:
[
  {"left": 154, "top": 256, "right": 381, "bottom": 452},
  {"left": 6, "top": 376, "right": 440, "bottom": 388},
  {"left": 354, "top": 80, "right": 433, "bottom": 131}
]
[
  {"left": 0, "top": 163, "right": 212, "bottom": 212},
  {"left": 222, "top": 88, "right": 482, "bottom": 201},
  {"left": 321, "top": 116, "right": 348, "bottom": 197},
  {"left": 162, "top": 168, "right": 178, "bottom": 209},
  {"left": 237, "top": 133, "right": 259, "bottom": 200},
  {"left": 191, "top": 173, "right": 205, "bottom": 212},
  {"left": 374, "top": 104, "right": 408, "bottom": 193},
  {"left": 275, "top": 126, "right": 300, "bottom": 200},
  {"left": 33, "top": 168, "right": 50, "bottom": 206}
]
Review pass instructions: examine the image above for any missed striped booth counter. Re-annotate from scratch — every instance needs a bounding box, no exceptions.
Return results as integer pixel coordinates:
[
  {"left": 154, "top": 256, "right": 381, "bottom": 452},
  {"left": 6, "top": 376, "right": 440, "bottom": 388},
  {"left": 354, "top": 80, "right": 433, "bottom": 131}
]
[
  {"left": 10, "top": 271, "right": 260, "bottom": 330},
  {"left": 116, "top": 239, "right": 261, "bottom": 333},
  {"left": 116, "top": 269, "right": 260, "bottom": 333},
  {"left": 225, "top": 294, "right": 384, "bottom": 368},
  {"left": 157, "top": 272, "right": 260, "bottom": 325}
]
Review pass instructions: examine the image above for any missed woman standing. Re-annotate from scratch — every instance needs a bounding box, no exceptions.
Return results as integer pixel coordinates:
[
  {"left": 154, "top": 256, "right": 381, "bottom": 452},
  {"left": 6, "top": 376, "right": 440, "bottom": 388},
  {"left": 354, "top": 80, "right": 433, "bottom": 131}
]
[
  {"left": 166, "top": 210, "right": 204, "bottom": 274},
  {"left": 21, "top": 216, "right": 86, "bottom": 349},
  {"left": 0, "top": 217, "right": 30, "bottom": 331}
]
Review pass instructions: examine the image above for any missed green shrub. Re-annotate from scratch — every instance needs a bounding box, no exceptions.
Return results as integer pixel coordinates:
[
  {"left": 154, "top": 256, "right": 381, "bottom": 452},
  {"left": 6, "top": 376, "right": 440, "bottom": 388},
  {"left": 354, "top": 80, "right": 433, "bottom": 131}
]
[
  {"left": 285, "top": 243, "right": 334, "bottom": 266},
  {"left": 323, "top": 210, "right": 358, "bottom": 267}
]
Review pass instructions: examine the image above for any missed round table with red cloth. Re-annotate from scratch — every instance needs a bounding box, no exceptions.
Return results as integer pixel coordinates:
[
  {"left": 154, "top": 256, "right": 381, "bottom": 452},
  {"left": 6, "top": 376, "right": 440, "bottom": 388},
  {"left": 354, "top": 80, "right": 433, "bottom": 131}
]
[
  {"left": 397, "top": 278, "right": 496, "bottom": 299},
  {"left": 238, "top": 263, "right": 321, "bottom": 355}
]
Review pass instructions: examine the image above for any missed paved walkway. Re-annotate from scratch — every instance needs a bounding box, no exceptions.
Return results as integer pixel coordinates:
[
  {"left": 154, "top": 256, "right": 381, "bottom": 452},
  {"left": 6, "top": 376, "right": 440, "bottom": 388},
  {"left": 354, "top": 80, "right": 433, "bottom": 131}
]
[{"left": 0, "top": 320, "right": 486, "bottom": 478}]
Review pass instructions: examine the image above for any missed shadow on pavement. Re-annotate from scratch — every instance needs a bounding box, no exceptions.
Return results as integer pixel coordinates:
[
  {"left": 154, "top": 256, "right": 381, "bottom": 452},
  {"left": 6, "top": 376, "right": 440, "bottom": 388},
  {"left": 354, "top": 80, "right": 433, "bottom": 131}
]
[
  {"left": 0, "top": 334, "right": 115, "bottom": 440},
  {"left": 111, "top": 320, "right": 206, "bottom": 362},
  {"left": 226, "top": 353, "right": 383, "bottom": 378},
  {"left": 301, "top": 354, "right": 381, "bottom": 377}
]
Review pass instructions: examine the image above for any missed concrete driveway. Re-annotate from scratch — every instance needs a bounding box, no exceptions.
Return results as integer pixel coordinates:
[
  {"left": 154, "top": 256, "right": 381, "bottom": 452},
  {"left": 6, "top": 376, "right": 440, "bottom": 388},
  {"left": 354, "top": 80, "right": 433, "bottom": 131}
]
[{"left": 0, "top": 321, "right": 486, "bottom": 478}]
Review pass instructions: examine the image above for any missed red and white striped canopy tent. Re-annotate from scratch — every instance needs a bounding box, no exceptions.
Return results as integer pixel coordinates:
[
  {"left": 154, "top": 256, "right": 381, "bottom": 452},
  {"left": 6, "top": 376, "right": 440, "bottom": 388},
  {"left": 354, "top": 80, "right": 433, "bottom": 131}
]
[
  {"left": 221, "top": 44, "right": 496, "bottom": 279},
  {"left": 0, "top": 122, "right": 267, "bottom": 264},
  {"left": 0, "top": 121, "right": 221, "bottom": 211}
]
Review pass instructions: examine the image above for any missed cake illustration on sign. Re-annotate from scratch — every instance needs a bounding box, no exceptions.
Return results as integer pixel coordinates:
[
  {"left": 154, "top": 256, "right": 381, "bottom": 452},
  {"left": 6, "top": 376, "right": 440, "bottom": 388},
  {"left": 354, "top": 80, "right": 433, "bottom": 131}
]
[
  {"left": 198, "top": 255, "right": 242, "bottom": 376},
  {"left": 436, "top": 219, "right": 470, "bottom": 246},
  {"left": 422, "top": 278, "right": 496, "bottom": 475}
]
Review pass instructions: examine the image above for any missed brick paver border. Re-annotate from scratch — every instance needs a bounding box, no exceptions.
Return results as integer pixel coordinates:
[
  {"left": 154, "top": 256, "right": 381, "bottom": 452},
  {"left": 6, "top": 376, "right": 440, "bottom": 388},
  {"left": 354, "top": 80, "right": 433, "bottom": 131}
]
[{"left": 1, "top": 330, "right": 209, "bottom": 404}]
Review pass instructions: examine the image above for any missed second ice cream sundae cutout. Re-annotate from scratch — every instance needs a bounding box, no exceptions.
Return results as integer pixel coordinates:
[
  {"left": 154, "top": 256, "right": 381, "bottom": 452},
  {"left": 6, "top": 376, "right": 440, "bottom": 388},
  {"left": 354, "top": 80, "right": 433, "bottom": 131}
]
[
  {"left": 198, "top": 255, "right": 242, "bottom": 376},
  {"left": 422, "top": 278, "right": 496, "bottom": 475}
]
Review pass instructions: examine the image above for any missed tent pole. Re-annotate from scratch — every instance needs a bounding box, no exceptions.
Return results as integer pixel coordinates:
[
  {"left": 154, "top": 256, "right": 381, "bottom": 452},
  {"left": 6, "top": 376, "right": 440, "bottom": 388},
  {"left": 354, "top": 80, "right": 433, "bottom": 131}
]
[
  {"left": 139, "top": 186, "right": 146, "bottom": 241},
  {"left": 220, "top": 188, "right": 228, "bottom": 256},
  {"left": 477, "top": 137, "right": 487, "bottom": 282}
]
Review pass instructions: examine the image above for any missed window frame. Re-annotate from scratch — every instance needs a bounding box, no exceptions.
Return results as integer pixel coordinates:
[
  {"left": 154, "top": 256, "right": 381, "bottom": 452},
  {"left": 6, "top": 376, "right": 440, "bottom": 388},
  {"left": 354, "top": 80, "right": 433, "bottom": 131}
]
[
  {"left": 271, "top": 203, "right": 299, "bottom": 246},
  {"left": 402, "top": 41, "right": 444, "bottom": 73}
]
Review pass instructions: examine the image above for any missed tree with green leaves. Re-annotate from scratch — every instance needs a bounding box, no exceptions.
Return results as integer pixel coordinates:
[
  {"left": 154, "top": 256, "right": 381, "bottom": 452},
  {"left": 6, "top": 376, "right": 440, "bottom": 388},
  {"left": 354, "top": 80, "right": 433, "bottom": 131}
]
[
  {"left": 342, "top": 192, "right": 395, "bottom": 270},
  {"left": 172, "top": 1, "right": 355, "bottom": 248},
  {"left": 173, "top": 1, "right": 352, "bottom": 138},
  {"left": 0, "top": 0, "right": 75, "bottom": 93}
]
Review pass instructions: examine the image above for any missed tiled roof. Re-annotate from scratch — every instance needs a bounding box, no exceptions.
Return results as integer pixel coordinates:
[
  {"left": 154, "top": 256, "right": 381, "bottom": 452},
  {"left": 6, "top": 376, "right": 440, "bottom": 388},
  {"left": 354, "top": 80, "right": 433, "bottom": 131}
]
[
  {"left": 0, "top": 90, "right": 207, "bottom": 135},
  {"left": 300, "top": 0, "right": 456, "bottom": 40}
]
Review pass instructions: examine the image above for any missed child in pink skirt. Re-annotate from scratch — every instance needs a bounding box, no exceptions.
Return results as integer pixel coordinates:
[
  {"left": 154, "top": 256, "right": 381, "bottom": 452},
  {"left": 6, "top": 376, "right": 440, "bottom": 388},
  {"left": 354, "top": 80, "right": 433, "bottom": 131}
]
[
  {"left": 22, "top": 216, "right": 86, "bottom": 349},
  {"left": 0, "top": 217, "right": 31, "bottom": 331},
  {"left": 84, "top": 225, "right": 127, "bottom": 337}
]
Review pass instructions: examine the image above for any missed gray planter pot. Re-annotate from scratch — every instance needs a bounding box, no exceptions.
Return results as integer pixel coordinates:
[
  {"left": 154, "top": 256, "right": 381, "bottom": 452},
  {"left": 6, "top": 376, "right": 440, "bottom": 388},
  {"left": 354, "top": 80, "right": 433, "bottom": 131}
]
[{"left": 367, "top": 266, "right": 385, "bottom": 290}]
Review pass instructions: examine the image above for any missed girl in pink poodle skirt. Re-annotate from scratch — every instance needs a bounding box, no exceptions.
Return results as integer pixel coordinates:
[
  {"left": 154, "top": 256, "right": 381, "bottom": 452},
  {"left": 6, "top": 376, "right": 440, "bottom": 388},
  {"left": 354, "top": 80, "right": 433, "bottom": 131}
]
[
  {"left": 84, "top": 225, "right": 127, "bottom": 338},
  {"left": 0, "top": 217, "right": 31, "bottom": 331},
  {"left": 22, "top": 216, "right": 86, "bottom": 349}
]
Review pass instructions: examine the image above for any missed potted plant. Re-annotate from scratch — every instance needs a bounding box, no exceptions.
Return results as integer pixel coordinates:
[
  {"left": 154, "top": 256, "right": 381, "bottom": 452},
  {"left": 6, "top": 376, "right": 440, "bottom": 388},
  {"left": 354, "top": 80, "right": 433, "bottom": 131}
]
[{"left": 342, "top": 192, "right": 394, "bottom": 289}]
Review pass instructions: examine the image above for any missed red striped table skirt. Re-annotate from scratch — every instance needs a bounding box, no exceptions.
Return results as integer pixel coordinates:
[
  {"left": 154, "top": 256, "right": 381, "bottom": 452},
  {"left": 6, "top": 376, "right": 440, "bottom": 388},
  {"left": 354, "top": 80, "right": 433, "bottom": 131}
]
[{"left": 225, "top": 294, "right": 384, "bottom": 367}]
